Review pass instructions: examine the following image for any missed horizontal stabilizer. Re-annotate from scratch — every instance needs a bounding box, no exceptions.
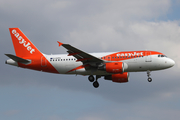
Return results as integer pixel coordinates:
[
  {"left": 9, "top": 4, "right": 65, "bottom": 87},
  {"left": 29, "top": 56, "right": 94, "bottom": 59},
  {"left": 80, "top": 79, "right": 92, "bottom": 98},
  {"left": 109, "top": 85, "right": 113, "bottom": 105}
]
[{"left": 5, "top": 54, "right": 30, "bottom": 64}]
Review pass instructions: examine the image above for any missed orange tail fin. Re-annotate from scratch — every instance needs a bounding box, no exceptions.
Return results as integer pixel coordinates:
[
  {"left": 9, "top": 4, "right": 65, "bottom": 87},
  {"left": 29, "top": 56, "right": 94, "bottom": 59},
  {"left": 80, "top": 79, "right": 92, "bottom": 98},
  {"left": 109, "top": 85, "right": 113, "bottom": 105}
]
[
  {"left": 8, "top": 28, "right": 58, "bottom": 73},
  {"left": 9, "top": 28, "right": 42, "bottom": 58}
]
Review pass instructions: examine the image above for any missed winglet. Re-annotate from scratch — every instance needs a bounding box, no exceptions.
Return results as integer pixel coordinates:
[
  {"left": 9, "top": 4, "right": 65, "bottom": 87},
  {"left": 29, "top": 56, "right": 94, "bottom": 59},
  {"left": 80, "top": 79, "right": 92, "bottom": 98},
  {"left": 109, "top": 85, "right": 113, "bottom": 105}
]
[{"left": 57, "top": 41, "right": 63, "bottom": 47}]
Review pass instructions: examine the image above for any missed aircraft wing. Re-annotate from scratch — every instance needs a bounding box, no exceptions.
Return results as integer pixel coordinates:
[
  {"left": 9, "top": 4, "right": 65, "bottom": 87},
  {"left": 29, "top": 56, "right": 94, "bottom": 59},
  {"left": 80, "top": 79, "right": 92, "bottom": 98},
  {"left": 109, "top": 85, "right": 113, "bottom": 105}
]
[{"left": 57, "top": 41, "right": 104, "bottom": 65}]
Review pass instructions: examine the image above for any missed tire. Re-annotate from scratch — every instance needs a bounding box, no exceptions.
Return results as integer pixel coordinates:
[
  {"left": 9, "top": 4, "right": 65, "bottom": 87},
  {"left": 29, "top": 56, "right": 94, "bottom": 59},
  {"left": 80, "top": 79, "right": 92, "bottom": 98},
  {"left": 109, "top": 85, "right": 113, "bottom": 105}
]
[
  {"left": 88, "top": 75, "right": 94, "bottom": 82},
  {"left": 148, "top": 77, "right": 152, "bottom": 82},
  {"left": 93, "top": 81, "right": 99, "bottom": 88}
]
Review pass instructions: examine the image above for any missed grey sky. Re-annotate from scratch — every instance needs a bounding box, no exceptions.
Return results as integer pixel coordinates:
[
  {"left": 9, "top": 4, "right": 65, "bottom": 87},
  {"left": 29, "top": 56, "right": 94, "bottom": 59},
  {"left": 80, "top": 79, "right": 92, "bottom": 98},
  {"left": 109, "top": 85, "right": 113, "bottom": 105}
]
[{"left": 1, "top": 0, "right": 180, "bottom": 120}]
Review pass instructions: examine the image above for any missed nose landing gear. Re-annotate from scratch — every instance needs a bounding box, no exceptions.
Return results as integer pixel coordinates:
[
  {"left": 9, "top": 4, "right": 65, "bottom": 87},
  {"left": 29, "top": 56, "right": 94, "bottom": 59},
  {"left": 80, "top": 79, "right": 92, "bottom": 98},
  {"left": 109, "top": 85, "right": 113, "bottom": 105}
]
[
  {"left": 88, "top": 75, "right": 101, "bottom": 88},
  {"left": 147, "top": 70, "right": 152, "bottom": 82}
]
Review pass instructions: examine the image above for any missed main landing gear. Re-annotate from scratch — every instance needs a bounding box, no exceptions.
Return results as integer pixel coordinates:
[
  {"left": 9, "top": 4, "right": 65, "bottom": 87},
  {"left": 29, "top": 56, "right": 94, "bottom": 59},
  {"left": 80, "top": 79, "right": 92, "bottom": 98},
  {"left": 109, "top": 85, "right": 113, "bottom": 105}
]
[
  {"left": 147, "top": 70, "right": 152, "bottom": 82},
  {"left": 88, "top": 75, "right": 101, "bottom": 88}
]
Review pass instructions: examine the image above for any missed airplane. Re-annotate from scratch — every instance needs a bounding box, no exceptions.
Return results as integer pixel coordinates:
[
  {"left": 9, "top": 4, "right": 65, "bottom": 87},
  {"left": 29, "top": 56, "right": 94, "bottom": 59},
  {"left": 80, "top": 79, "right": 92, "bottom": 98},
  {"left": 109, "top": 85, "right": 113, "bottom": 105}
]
[{"left": 5, "top": 28, "right": 175, "bottom": 88}]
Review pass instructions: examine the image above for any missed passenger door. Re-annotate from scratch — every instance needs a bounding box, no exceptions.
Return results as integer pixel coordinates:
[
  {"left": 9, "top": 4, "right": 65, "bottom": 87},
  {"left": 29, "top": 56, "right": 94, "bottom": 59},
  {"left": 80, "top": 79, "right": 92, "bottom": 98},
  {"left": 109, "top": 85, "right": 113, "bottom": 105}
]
[{"left": 145, "top": 52, "right": 152, "bottom": 62}]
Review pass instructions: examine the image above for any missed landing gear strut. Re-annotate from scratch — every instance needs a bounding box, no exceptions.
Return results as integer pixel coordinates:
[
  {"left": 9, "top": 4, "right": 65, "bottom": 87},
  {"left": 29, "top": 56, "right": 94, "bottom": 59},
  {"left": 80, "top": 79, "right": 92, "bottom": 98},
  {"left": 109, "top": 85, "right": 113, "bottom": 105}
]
[
  {"left": 88, "top": 75, "right": 101, "bottom": 88},
  {"left": 147, "top": 70, "right": 152, "bottom": 82}
]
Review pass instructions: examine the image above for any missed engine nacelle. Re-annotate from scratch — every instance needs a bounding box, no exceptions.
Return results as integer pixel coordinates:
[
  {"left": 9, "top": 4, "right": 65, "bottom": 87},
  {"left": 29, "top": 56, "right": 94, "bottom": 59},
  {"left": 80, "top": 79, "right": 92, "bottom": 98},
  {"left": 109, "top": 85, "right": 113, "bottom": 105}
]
[
  {"left": 104, "top": 72, "right": 129, "bottom": 83},
  {"left": 105, "top": 62, "right": 123, "bottom": 73},
  {"left": 100, "top": 62, "right": 128, "bottom": 73}
]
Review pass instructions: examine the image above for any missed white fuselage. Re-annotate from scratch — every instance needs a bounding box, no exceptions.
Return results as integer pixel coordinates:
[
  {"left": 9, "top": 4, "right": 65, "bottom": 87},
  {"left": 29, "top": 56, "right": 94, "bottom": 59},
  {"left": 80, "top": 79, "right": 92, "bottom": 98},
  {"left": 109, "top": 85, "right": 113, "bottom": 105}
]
[{"left": 45, "top": 52, "right": 175, "bottom": 75}]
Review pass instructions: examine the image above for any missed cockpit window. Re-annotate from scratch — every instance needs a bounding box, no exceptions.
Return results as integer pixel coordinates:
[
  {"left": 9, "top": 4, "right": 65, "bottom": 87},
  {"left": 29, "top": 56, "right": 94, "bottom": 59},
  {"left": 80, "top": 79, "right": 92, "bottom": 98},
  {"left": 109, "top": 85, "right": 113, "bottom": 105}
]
[
  {"left": 161, "top": 55, "right": 167, "bottom": 57},
  {"left": 158, "top": 54, "right": 167, "bottom": 57}
]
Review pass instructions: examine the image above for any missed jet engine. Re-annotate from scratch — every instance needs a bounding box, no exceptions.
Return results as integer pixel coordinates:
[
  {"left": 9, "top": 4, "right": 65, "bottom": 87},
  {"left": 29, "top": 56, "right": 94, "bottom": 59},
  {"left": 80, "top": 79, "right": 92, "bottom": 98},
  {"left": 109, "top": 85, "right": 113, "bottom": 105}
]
[{"left": 104, "top": 72, "right": 129, "bottom": 83}]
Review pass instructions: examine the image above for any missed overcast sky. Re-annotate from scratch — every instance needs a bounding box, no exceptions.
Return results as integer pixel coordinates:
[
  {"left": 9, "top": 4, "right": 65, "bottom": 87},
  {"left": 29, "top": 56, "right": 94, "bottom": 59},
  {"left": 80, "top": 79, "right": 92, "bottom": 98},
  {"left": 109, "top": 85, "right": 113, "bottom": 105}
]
[{"left": 1, "top": 0, "right": 180, "bottom": 120}]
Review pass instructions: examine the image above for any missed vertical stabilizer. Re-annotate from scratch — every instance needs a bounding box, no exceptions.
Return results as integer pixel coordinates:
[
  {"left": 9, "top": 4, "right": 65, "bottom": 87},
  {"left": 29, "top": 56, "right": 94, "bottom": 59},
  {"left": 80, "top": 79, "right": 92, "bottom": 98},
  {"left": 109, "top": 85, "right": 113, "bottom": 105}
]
[
  {"left": 8, "top": 28, "right": 58, "bottom": 73},
  {"left": 9, "top": 28, "right": 42, "bottom": 58}
]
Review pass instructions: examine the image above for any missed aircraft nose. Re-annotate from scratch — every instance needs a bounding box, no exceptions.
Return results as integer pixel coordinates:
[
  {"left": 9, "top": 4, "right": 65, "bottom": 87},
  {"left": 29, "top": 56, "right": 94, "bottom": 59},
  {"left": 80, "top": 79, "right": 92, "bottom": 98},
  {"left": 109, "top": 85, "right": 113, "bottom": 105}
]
[{"left": 168, "top": 59, "right": 175, "bottom": 67}]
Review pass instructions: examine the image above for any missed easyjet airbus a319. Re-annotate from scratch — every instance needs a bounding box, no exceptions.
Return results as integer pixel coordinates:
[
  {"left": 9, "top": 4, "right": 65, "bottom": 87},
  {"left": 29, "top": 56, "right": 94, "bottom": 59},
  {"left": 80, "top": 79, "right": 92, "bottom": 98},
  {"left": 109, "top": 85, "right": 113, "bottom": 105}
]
[{"left": 5, "top": 28, "right": 175, "bottom": 88}]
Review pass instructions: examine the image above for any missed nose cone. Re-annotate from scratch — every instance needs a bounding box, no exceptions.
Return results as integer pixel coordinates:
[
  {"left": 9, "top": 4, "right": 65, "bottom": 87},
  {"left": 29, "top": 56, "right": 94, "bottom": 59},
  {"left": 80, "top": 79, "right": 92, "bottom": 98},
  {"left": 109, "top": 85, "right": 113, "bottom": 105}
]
[{"left": 168, "top": 59, "right": 175, "bottom": 67}]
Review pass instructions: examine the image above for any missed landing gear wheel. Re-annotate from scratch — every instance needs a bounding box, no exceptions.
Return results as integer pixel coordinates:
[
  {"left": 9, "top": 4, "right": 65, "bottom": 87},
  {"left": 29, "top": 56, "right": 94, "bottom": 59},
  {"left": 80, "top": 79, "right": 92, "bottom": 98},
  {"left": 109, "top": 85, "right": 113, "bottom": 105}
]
[
  {"left": 148, "top": 77, "right": 152, "bottom": 82},
  {"left": 93, "top": 81, "right": 99, "bottom": 88},
  {"left": 88, "top": 75, "right": 94, "bottom": 82},
  {"left": 147, "top": 70, "right": 152, "bottom": 82}
]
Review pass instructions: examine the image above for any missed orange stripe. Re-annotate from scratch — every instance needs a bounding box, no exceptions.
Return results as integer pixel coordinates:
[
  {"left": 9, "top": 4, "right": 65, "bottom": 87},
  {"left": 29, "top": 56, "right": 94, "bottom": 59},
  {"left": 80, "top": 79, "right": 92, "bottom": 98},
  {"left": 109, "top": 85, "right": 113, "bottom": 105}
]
[
  {"left": 68, "top": 52, "right": 81, "bottom": 56},
  {"left": 100, "top": 51, "right": 163, "bottom": 61}
]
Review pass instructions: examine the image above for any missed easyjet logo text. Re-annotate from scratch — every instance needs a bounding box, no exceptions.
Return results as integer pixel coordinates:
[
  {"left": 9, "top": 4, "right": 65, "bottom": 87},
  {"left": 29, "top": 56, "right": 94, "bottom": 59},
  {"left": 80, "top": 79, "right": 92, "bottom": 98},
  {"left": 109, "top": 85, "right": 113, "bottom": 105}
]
[
  {"left": 117, "top": 52, "right": 143, "bottom": 57},
  {"left": 12, "top": 29, "right": 35, "bottom": 54}
]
